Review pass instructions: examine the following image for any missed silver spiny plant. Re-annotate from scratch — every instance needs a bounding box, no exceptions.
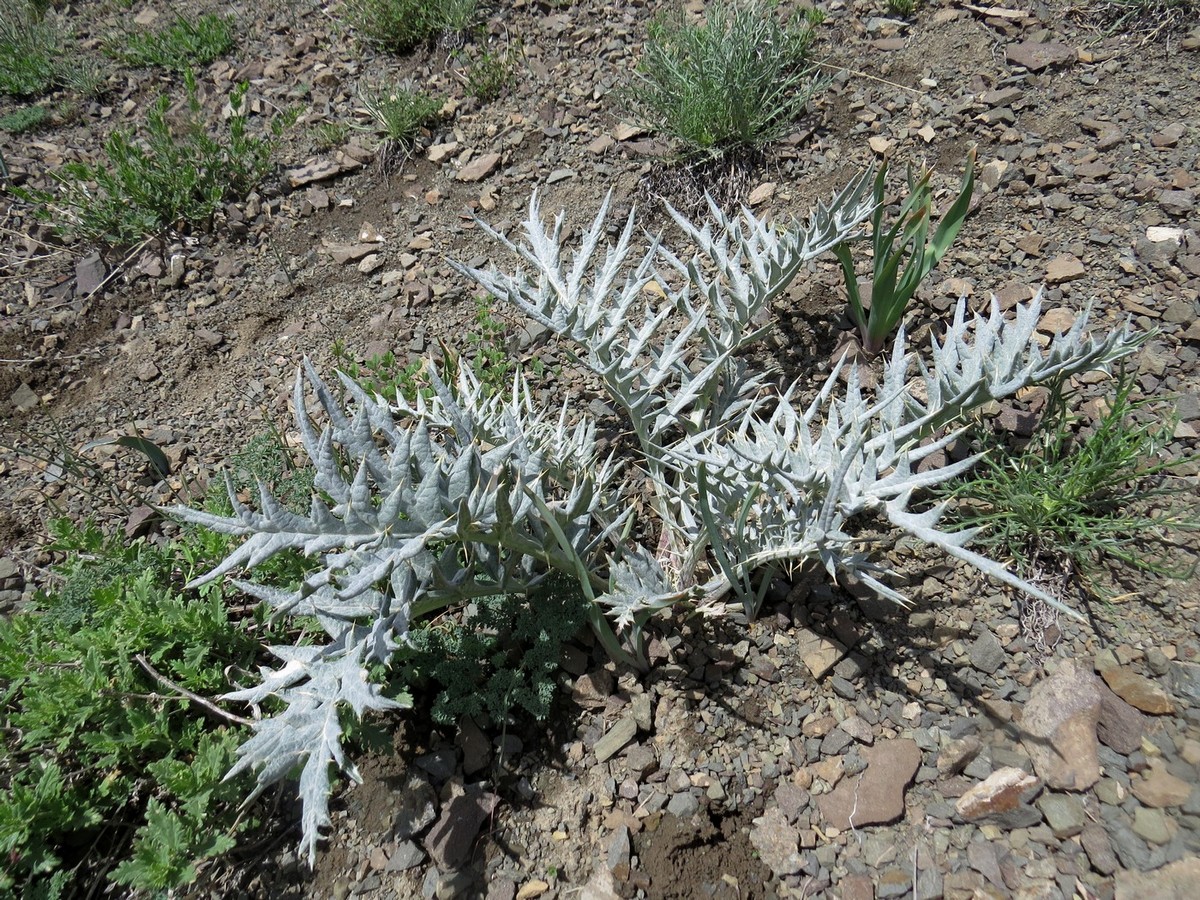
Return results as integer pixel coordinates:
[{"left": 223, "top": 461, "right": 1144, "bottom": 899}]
[{"left": 172, "top": 177, "right": 1147, "bottom": 863}]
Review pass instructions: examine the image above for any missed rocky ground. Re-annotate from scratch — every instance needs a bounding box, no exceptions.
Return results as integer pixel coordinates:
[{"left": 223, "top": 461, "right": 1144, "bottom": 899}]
[{"left": 2, "top": 0, "right": 1200, "bottom": 898}]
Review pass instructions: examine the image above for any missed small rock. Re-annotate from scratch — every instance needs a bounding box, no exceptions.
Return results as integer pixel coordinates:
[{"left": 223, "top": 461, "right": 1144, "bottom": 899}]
[
  {"left": 1006, "top": 41, "right": 1075, "bottom": 72},
  {"left": 1036, "top": 793, "right": 1086, "bottom": 838},
  {"left": 1081, "top": 822, "right": 1119, "bottom": 876},
  {"left": 1150, "top": 123, "right": 1186, "bottom": 148},
  {"left": 1020, "top": 658, "right": 1104, "bottom": 790},
  {"left": 75, "top": 252, "right": 106, "bottom": 297},
  {"left": 393, "top": 773, "right": 438, "bottom": 839},
  {"left": 427, "top": 141, "right": 459, "bottom": 163},
  {"left": 954, "top": 767, "right": 1041, "bottom": 823},
  {"left": 938, "top": 736, "right": 982, "bottom": 776},
  {"left": 587, "top": 134, "right": 614, "bottom": 154},
  {"left": 386, "top": 840, "right": 425, "bottom": 871},
  {"left": 666, "top": 791, "right": 699, "bottom": 818},
  {"left": 329, "top": 244, "right": 377, "bottom": 264},
  {"left": 1130, "top": 762, "right": 1192, "bottom": 808},
  {"left": 594, "top": 717, "right": 636, "bottom": 763},
  {"left": 456, "top": 152, "right": 502, "bottom": 182},
  {"left": 1114, "top": 855, "right": 1200, "bottom": 899},
  {"left": 1131, "top": 806, "right": 1173, "bottom": 845},
  {"left": 607, "top": 825, "right": 631, "bottom": 881},
  {"left": 1097, "top": 683, "right": 1148, "bottom": 755},
  {"left": 423, "top": 791, "right": 500, "bottom": 869},
  {"left": 457, "top": 716, "right": 491, "bottom": 776},
  {"left": 774, "top": 782, "right": 810, "bottom": 823},
  {"left": 748, "top": 182, "right": 777, "bottom": 206},
  {"left": 1045, "top": 254, "right": 1087, "bottom": 284},
  {"left": 515, "top": 880, "right": 549, "bottom": 900},
  {"left": 1101, "top": 667, "right": 1176, "bottom": 714},
  {"left": 11, "top": 383, "right": 39, "bottom": 413},
  {"left": 749, "top": 807, "right": 803, "bottom": 876},
  {"left": 794, "top": 627, "right": 846, "bottom": 679},
  {"left": 969, "top": 630, "right": 1006, "bottom": 674},
  {"left": 840, "top": 715, "right": 874, "bottom": 745},
  {"left": 546, "top": 168, "right": 575, "bottom": 184}
]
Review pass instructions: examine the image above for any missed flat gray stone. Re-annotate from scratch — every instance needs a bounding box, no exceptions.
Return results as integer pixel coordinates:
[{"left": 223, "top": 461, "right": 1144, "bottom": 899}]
[
  {"left": 594, "top": 716, "right": 637, "bottom": 763},
  {"left": 1037, "top": 793, "right": 1086, "bottom": 838},
  {"left": 666, "top": 791, "right": 699, "bottom": 819},
  {"left": 969, "top": 630, "right": 1006, "bottom": 674},
  {"left": 1006, "top": 41, "right": 1075, "bottom": 72}
]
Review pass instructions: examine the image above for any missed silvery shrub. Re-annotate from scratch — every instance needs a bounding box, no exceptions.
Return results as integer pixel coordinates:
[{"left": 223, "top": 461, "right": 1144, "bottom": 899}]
[{"left": 173, "top": 174, "right": 1145, "bottom": 862}]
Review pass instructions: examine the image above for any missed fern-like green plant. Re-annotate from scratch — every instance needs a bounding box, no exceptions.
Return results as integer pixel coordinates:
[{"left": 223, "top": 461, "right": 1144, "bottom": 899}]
[{"left": 172, "top": 178, "right": 1147, "bottom": 865}]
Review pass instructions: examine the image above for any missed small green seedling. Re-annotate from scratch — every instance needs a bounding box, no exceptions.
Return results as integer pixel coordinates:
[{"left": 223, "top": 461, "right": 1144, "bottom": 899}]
[{"left": 834, "top": 149, "right": 975, "bottom": 356}]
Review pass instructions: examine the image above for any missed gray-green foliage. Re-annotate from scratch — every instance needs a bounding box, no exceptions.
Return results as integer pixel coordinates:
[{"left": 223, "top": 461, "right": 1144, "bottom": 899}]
[
  {"left": 107, "top": 13, "right": 235, "bottom": 71},
  {"left": 345, "top": 0, "right": 477, "bottom": 52},
  {"left": 0, "top": 0, "right": 100, "bottom": 97},
  {"left": 19, "top": 75, "right": 272, "bottom": 245},
  {"left": 173, "top": 177, "right": 1147, "bottom": 863},
  {"left": 628, "top": 0, "right": 825, "bottom": 157}
]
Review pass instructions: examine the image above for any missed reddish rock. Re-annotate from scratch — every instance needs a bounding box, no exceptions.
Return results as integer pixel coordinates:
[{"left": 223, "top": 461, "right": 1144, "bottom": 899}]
[
  {"left": 423, "top": 790, "right": 499, "bottom": 868},
  {"left": 1020, "top": 658, "right": 1104, "bottom": 790},
  {"left": 1101, "top": 667, "right": 1176, "bottom": 714},
  {"left": 1045, "top": 254, "right": 1087, "bottom": 285},
  {"left": 816, "top": 738, "right": 921, "bottom": 829},
  {"left": 955, "top": 767, "right": 1041, "bottom": 821}
]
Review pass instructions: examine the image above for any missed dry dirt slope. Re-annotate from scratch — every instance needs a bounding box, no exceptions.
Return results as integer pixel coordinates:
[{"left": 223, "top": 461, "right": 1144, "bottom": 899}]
[{"left": 1, "top": 1, "right": 1200, "bottom": 898}]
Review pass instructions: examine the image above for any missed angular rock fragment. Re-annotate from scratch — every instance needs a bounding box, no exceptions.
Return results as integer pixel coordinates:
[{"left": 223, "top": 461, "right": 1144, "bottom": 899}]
[{"left": 1020, "top": 658, "right": 1104, "bottom": 790}]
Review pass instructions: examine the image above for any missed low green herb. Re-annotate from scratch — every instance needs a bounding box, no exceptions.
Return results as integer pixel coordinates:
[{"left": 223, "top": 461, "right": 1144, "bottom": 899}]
[
  {"left": 0, "top": 0, "right": 101, "bottom": 97},
  {"left": 466, "top": 47, "right": 517, "bottom": 102},
  {"left": 345, "top": 0, "right": 477, "bottom": 52},
  {"left": 0, "top": 104, "right": 49, "bottom": 133},
  {"left": 943, "top": 368, "right": 1198, "bottom": 594},
  {"left": 399, "top": 574, "right": 589, "bottom": 726},
  {"left": 107, "top": 13, "right": 235, "bottom": 71},
  {"left": 18, "top": 73, "right": 273, "bottom": 245},
  {"left": 0, "top": 521, "right": 261, "bottom": 897},
  {"left": 833, "top": 149, "right": 975, "bottom": 356}
]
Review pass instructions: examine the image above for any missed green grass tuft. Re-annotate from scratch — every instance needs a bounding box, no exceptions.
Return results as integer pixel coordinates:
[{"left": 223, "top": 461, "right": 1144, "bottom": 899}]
[
  {"left": 0, "top": 0, "right": 102, "bottom": 97},
  {"left": 943, "top": 370, "right": 1198, "bottom": 597},
  {"left": 627, "top": 0, "right": 826, "bottom": 159},
  {"left": 344, "top": 0, "right": 478, "bottom": 53}
]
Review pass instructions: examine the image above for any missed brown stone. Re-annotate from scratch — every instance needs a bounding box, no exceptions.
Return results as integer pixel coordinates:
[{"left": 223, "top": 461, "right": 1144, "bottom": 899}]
[
  {"left": 1130, "top": 762, "right": 1193, "bottom": 808},
  {"left": 1020, "top": 659, "right": 1104, "bottom": 790},
  {"left": 1006, "top": 41, "right": 1075, "bottom": 72},
  {"left": 456, "top": 152, "right": 502, "bottom": 182},
  {"left": 816, "top": 738, "right": 921, "bottom": 829},
  {"left": 1115, "top": 856, "right": 1200, "bottom": 900},
  {"left": 422, "top": 790, "right": 499, "bottom": 868},
  {"left": 1096, "top": 683, "right": 1148, "bottom": 754},
  {"left": 1045, "top": 254, "right": 1087, "bottom": 284},
  {"left": 954, "top": 767, "right": 1041, "bottom": 822},
  {"left": 1101, "top": 667, "right": 1176, "bottom": 714}
]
